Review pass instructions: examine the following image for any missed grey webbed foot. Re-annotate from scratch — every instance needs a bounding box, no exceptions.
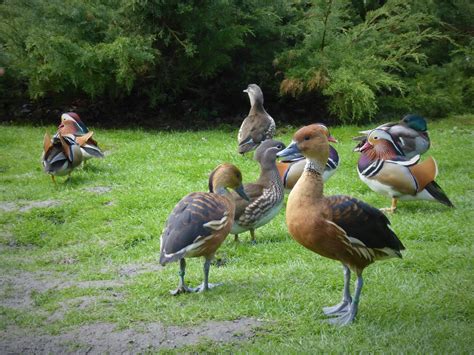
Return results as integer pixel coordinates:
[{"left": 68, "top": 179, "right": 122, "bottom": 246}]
[
  {"left": 326, "top": 303, "right": 358, "bottom": 326},
  {"left": 170, "top": 285, "right": 193, "bottom": 296},
  {"left": 190, "top": 282, "right": 222, "bottom": 293},
  {"left": 323, "top": 299, "right": 351, "bottom": 316}
]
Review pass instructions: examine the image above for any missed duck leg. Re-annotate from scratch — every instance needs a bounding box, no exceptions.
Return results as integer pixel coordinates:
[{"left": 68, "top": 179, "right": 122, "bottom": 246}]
[
  {"left": 323, "top": 264, "right": 352, "bottom": 315},
  {"left": 234, "top": 234, "right": 240, "bottom": 243},
  {"left": 50, "top": 175, "right": 56, "bottom": 184},
  {"left": 170, "top": 258, "right": 193, "bottom": 295},
  {"left": 381, "top": 198, "right": 397, "bottom": 213},
  {"left": 328, "top": 274, "right": 364, "bottom": 326},
  {"left": 191, "top": 256, "right": 222, "bottom": 293},
  {"left": 250, "top": 229, "right": 256, "bottom": 244}
]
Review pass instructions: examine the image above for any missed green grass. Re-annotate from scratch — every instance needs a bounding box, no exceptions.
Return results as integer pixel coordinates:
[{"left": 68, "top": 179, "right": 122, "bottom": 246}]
[{"left": 0, "top": 115, "right": 473, "bottom": 352}]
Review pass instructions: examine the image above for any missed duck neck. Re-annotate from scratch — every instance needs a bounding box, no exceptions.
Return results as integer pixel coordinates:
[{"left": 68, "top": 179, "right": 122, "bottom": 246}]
[
  {"left": 302, "top": 159, "right": 324, "bottom": 199},
  {"left": 215, "top": 186, "right": 231, "bottom": 198},
  {"left": 257, "top": 161, "right": 283, "bottom": 189},
  {"left": 249, "top": 95, "right": 265, "bottom": 114}
]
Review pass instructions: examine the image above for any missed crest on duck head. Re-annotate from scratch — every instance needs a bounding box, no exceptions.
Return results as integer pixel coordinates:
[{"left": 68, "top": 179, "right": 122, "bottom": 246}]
[{"left": 365, "top": 129, "right": 404, "bottom": 156}]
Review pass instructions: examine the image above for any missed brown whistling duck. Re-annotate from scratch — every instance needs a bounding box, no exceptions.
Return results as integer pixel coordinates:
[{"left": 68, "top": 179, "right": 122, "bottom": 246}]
[
  {"left": 276, "top": 124, "right": 339, "bottom": 190},
  {"left": 277, "top": 124, "right": 405, "bottom": 325},
  {"left": 159, "top": 163, "right": 249, "bottom": 295},
  {"left": 357, "top": 129, "right": 453, "bottom": 213},
  {"left": 354, "top": 114, "right": 430, "bottom": 159},
  {"left": 238, "top": 84, "right": 276, "bottom": 154},
  {"left": 231, "top": 139, "right": 286, "bottom": 243}
]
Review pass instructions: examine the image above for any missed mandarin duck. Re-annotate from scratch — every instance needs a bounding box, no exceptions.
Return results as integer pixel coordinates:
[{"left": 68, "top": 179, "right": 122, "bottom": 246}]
[
  {"left": 237, "top": 84, "right": 276, "bottom": 154},
  {"left": 357, "top": 129, "right": 454, "bottom": 213},
  {"left": 42, "top": 122, "right": 87, "bottom": 183},
  {"left": 58, "top": 112, "right": 104, "bottom": 161},
  {"left": 354, "top": 114, "right": 430, "bottom": 159},
  {"left": 231, "top": 139, "right": 286, "bottom": 243},
  {"left": 276, "top": 124, "right": 339, "bottom": 190},
  {"left": 277, "top": 124, "right": 405, "bottom": 325},
  {"left": 160, "top": 163, "right": 249, "bottom": 295}
]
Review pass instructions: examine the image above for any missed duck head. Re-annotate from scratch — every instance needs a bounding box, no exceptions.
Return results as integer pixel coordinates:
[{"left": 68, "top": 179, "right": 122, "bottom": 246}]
[
  {"left": 277, "top": 124, "right": 331, "bottom": 173},
  {"left": 208, "top": 163, "right": 249, "bottom": 201},
  {"left": 401, "top": 114, "right": 427, "bottom": 132},
  {"left": 243, "top": 84, "right": 264, "bottom": 107},
  {"left": 58, "top": 119, "right": 82, "bottom": 136},
  {"left": 359, "top": 129, "right": 404, "bottom": 158},
  {"left": 61, "top": 112, "right": 89, "bottom": 133},
  {"left": 254, "top": 139, "right": 286, "bottom": 168}
]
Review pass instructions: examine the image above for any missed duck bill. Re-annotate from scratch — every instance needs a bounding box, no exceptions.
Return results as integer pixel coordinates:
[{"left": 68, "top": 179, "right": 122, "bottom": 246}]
[
  {"left": 328, "top": 135, "right": 338, "bottom": 143},
  {"left": 235, "top": 185, "right": 250, "bottom": 201},
  {"left": 277, "top": 141, "right": 301, "bottom": 159},
  {"left": 359, "top": 141, "right": 372, "bottom": 152}
]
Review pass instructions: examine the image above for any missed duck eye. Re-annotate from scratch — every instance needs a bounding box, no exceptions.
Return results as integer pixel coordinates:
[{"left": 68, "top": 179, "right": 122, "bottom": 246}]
[
  {"left": 304, "top": 136, "right": 310, "bottom": 141},
  {"left": 277, "top": 145, "right": 282, "bottom": 149},
  {"left": 374, "top": 136, "right": 378, "bottom": 140}
]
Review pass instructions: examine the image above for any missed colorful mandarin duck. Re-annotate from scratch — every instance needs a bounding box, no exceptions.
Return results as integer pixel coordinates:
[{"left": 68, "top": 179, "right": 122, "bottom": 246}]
[
  {"left": 238, "top": 84, "right": 276, "bottom": 154},
  {"left": 277, "top": 124, "right": 405, "bottom": 325},
  {"left": 159, "top": 164, "right": 249, "bottom": 295},
  {"left": 354, "top": 114, "right": 430, "bottom": 159},
  {"left": 276, "top": 124, "right": 339, "bottom": 190},
  {"left": 357, "top": 129, "right": 454, "bottom": 213},
  {"left": 231, "top": 139, "right": 286, "bottom": 243},
  {"left": 58, "top": 112, "right": 104, "bottom": 161},
  {"left": 42, "top": 121, "right": 88, "bottom": 183}
]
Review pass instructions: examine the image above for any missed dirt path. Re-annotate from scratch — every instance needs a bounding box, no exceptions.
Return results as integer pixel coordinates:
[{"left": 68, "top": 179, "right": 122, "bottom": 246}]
[{"left": 0, "top": 266, "right": 262, "bottom": 353}]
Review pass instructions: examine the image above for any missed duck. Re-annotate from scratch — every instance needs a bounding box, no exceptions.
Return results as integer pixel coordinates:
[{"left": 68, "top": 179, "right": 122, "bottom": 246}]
[
  {"left": 276, "top": 124, "right": 339, "bottom": 190},
  {"left": 357, "top": 129, "right": 454, "bottom": 213},
  {"left": 237, "top": 84, "right": 276, "bottom": 154},
  {"left": 58, "top": 112, "right": 104, "bottom": 161},
  {"left": 159, "top": 163, "right": 249, "bottom": 295},
  {"left": 231, "top": 139, "right": 286, "bottom": 243},
  {"left": 42, "top": 123, "right": 87, "bottom": 183},
  {"left": 354, "top": 114, "right": 430, "bottom": 159},
  {"left": 277, "top": 124, "right": 405, "bottom": 325}
]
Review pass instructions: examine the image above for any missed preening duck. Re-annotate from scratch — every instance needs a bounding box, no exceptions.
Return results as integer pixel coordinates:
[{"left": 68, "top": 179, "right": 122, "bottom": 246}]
[
  {"left": 59, "top": 112, "right": 104, "bottom": 161},
  {"left": 276, "top": 124, "right": 339, "bottom": 190},
  {"left": 231, "top": 139, "right": 286, "bottom": 243},
  {"left": 160, "top": 164, "right": 249, "bottom": 295},
  {"left": 354, "top": 114, "right": 430, "bottom": 159},
  {"left": 357, "top": 129, "right": 454, "bottom": 213},
  {"left": 277, "top": 124, "right": 405, "bottom": 325},
  {"left": 42, "top": 121, "right": 86, "bottom": 183},
  {"left": 237, "top": 84, "right": 276, "bottom": 154}
]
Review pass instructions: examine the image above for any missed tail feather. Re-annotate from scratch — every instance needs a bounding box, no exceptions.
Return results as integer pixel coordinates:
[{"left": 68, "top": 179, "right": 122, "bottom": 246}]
[
  {"left": 425, "top": 181, "right": 454, "bottom": 207},
  {"left": 159, "top": 249, "right": 185, "bottom": 266}
]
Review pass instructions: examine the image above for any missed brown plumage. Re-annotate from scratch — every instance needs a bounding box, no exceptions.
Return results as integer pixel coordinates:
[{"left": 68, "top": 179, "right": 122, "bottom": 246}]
[
  {"left": 231, "top": 139, "right": 285, "bottom": 243},
  {"left": 238, "top": 84, "right": 276, "bottom": 154},
  {"left": 159, "top": 163, "right": 249, "bottom": 295},
  {"left": 277, "top": 124, "right": 405, "bottom": 325}
]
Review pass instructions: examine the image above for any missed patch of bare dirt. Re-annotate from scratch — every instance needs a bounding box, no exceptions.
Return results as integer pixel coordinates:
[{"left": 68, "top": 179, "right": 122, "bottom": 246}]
[
  {"left": 0, "top": 318, "right": 262, "bottom": 353},
  {"left": 118, "top": 263, "right": 163, "bottom": 277},
  {"left": 83, "top": 186, "right": 112, "bottom": 194},
  {"left": 0, "top": 271, "right": 124, "bottom": 310},
  {"left": 47, "top": 294, "right": 123, "bottom": 322},
  {"left": 0, "top": 200, "right": 61, "bottom": 213}
]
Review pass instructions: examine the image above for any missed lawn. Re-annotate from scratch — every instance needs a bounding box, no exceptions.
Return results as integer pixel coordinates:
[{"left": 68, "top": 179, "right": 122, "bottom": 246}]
[{"left": 0, "top": 115, "right": 473, "bottom": 353}]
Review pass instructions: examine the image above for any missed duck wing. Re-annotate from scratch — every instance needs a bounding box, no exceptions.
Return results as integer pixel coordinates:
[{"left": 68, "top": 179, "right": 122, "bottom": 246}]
[
  {"left": 326, "top": 195, "right": 405, "bottom": 252},
  {"left": 160, "top": 192, "right": 230, "bottom": 264}
]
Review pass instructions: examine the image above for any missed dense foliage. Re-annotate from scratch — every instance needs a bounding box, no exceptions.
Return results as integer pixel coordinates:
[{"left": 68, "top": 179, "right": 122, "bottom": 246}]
[{"left": 0, "top": 0, "right": 472, "bottom": 123}]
